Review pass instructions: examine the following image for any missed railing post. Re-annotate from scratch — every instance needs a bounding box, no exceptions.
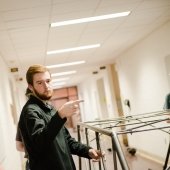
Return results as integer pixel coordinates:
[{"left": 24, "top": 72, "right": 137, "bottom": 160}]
[
  {"left": 111, "top": 132, "right": 130, "bottom": 170},
  {"left": 112, "top": 139, "right": 118, "bottom": 170},
  {"left": 95, "top": 132, "right": 102, "bottom": 170},
  {"left": 77, "top": 125, "right": 82, "bottom": 170},
  {"left": 85, "top": 128, "right": 92, "bottom": 170}
]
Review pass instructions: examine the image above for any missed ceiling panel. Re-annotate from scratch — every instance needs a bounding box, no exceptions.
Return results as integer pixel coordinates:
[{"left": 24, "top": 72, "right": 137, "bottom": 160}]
[
  {"left": 52, "top": 0, "right": 100, "bottom": 16},
  {"left": 0, "top": 0, "right": 169, "bottom": 88},
  {"left": 0, "top": 0, "right": 51, "bottom": 11}
]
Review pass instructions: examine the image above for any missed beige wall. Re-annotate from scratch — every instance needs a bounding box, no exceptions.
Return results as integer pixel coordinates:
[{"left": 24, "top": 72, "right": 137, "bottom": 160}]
[
  {"left": 78, "top": 65, "right": 118, "bottom": 121},
  {"left": 115, "top": 21, "right": 170, "bottom": 162},
  {"left": 0, "top": 56, "right": 22, "bottom": 170},
  {"left": 78, "top": 20, "right": 170, "bottom": 163}
]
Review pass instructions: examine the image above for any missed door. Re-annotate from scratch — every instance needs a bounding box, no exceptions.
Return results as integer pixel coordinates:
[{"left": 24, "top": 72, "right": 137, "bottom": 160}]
[
  {"left": 111, "top": 64, "right": 129, "bottom": 146},
  {"left": 51, "top": 86, "right": 80, "bottom": 130}
]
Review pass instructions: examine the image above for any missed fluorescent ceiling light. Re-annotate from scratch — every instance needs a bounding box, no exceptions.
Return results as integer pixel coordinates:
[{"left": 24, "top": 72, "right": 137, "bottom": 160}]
[
  {"left": 51, "top": 11, "right": 131, "bottom": 27},
  {"left": 52, "top": 77, "right": 70, "bottom": 82},
  {"left": 47, "top": 60, "right": 85, "bottom": 69},
  {"left": 47, "top": 44, "right": 100, "bottom": 55},
  {"left": 52, "top": 82, "right": 66, "bottom": 86},
  {"left": 51, "top": 70, "right": 77, "bottom": 77},
  {"left": 53, "top": 85, "right": 63, "bottom": 89}
]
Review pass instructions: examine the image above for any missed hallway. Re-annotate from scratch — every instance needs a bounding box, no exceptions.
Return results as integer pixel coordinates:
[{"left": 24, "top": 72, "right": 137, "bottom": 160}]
[{"left": 0, "top": 1, "right": 170, "bottom": 169}]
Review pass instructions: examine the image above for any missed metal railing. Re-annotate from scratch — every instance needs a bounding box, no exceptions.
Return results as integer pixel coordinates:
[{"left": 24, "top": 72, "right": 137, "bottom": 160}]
[
  {"left": 77, "top": 110, "right": 170, "bottom": 170},
  {"left": 77, "top": 122, "right": 129, "bottom": 170}
]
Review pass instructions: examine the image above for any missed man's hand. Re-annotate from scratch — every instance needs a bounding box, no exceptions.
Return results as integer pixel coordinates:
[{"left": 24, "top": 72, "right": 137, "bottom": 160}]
[
  {"left": 58, "top": 100, "right": 84, "bottom": 119},
  {"left": 88, "top": 148, "right": 105, "bottom": 161}
]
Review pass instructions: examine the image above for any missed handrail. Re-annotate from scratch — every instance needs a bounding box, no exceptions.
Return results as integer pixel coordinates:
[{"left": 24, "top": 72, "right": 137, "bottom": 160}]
[
  {"left": 77, "top": 110, "right": 170, "bottom": 170},
  {"left": 77, "top": 123, "right": 130, "bottom": 170}
]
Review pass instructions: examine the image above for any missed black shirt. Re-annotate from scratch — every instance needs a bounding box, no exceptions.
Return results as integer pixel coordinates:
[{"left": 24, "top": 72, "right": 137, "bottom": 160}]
[{"left": 19, "top": 95, "right": 91, "bottom": 170}]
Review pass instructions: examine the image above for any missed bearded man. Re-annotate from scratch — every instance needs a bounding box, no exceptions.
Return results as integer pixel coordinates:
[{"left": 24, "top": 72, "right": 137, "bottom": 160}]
[{"left": 18, "top": 64, "right": 104, "bottom": 170}]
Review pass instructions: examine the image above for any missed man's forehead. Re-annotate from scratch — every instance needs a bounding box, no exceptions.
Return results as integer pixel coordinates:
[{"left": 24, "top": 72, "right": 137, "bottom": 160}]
[{"left": 33, "top": 71, "right": 51, "bottom": 80}]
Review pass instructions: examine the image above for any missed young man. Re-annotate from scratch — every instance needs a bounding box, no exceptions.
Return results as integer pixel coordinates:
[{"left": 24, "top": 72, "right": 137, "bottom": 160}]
[{"left": 18, "top": 64, "right": 104, "bottom": 170}]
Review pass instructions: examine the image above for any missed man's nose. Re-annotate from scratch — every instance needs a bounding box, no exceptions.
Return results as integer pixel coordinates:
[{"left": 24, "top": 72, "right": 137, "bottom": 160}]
[{"left": 44, "top": 82, "right": 49, "bottom": 88}]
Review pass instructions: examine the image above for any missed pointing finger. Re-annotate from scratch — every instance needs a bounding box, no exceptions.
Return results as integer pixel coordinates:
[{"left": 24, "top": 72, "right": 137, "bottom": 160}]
[{"left": 73, "top": 99, "right": 84, "bottom": 104}]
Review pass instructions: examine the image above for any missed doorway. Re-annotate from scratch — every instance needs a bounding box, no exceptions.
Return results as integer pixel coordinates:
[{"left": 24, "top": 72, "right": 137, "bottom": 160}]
[
  {"left": 96, "top": 78, "right": 109, "bottom": 119},
  {"left": 51, "top": 86, "right": 80, "bottom": 130}
]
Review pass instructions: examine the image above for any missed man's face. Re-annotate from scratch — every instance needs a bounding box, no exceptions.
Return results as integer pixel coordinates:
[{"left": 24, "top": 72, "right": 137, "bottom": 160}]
[{"left": 29, "top": 71, "right": 53, "bottom": 100}]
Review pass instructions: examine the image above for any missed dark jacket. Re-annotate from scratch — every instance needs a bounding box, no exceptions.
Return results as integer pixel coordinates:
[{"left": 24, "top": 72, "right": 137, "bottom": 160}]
[
  {"left": 164, "top": 93, "right": 170, "bottom": 110},
  {"left": 19, "top": 95, "right": 91, "bottom": 170}
]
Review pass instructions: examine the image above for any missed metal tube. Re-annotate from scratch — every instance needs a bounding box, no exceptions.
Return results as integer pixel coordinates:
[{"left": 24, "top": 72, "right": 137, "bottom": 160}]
[
  {"left": 77, "top": 125, "right": 82, "bottom": 170},
  {"left": 85, "top": 128, "right": 92, "bottom": 170},
  {"left": 95, "top": 132, "right": 102, "bottom": 170},
  {"left": 111, "top": 132, "right": 130, "bottom": 170}
]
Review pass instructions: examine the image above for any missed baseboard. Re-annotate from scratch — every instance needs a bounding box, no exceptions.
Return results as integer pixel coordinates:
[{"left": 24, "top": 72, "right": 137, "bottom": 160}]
[{"left": 137, "top": 149, "right": 167, "bottom": 165}]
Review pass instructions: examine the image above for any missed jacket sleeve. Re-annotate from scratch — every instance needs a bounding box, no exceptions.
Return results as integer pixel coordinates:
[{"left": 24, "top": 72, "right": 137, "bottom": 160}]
[
  {"left": 63, "top": 127, "right": 92, "bottom": 159},
  {"left": 16, "top": 124, "right": 22, "bottom": 141},
  {"left": 21, "top": 106, "right": 66, "bottom": 153},
  {"left": 164, "top": 93, "right": 170, "bottom": 110}
]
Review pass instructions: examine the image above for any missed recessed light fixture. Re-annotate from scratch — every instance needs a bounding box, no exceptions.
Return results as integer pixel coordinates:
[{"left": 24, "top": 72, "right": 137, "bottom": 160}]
[
  {"left": 47, "top": 44, "right": 100, "bottom": 55},
  {"left": 51, "top": 70, "right": 77, "bottom": 77},
  {"left": 47, "top": 60, "right": 85, "bottom": 69},
  {"left": 50, "top": 11, "right": 131, "bottom": 27}
]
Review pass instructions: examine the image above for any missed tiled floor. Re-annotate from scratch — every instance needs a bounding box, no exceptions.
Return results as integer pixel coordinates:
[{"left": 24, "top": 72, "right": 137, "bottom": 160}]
[{"left": 119, "top": 150, "right": 163, "bottom": 170}]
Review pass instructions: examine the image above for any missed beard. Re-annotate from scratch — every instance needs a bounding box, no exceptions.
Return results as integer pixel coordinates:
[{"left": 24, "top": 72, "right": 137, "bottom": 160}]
[{"left": 33, "top": 88, "right": 53, "bottom": 100}]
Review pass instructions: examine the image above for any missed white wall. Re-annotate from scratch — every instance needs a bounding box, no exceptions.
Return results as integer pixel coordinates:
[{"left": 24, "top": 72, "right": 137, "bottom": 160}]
[
  {"left": 78, "top": 65, "right": 118, "bottom": 122},
  {"left": 78, "top": 20, "right": 170, "bottom": 163},
  {"left": 115, "top": 21, "right": 170, "bottom": 162},
  {"left": 0, "top": 56, "right": 22, "bottom": 170}
]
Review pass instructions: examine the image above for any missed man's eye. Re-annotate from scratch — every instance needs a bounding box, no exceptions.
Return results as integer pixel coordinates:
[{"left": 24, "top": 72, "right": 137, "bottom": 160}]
[{"left": 37, "top": 82, "right": 42, "bottom": 85}]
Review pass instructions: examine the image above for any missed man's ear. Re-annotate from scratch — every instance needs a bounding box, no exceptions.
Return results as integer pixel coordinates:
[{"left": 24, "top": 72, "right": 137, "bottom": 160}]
[{"left": 28, "top": 84, "right": 33, "bottom": 92}]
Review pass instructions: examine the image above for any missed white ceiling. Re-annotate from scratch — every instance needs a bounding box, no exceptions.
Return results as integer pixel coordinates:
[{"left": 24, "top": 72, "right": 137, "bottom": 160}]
[{"left": 0, "top": 0, "right": 170, "bottom": 87}]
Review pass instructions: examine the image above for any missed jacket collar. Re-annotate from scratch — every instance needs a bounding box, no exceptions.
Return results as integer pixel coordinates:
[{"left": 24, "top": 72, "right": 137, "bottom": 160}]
[{"left": 29, "top": 95, "right": 53, "bottom": 111}]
